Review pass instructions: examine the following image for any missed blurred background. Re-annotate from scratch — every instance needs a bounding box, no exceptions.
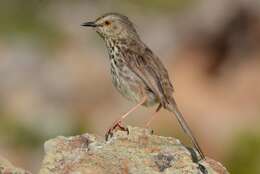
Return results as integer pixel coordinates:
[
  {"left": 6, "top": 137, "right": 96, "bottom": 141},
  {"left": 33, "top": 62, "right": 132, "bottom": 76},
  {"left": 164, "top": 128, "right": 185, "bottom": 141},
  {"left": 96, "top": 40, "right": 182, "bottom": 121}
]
[{"left": 0, "top": 0, "right": 260, "bottom": 173}]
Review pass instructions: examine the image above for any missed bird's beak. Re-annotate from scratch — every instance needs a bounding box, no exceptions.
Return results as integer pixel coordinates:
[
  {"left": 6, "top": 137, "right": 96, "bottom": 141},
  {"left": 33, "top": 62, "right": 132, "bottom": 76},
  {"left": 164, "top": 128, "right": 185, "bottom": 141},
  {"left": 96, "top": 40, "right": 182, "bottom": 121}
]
[{"left": 81, "top": 21, "right": 97, "bottom": 27}]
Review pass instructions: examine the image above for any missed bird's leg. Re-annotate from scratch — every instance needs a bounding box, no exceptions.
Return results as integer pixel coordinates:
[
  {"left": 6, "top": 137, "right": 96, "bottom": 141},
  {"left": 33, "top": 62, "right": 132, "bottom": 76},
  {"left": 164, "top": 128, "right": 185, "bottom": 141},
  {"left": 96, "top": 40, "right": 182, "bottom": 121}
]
[
  {"left": 145, "top": 103, "right": 162, "bottom": 128},
  {"left": 105, "top": 97, "right": 147, "bottom": 140}
]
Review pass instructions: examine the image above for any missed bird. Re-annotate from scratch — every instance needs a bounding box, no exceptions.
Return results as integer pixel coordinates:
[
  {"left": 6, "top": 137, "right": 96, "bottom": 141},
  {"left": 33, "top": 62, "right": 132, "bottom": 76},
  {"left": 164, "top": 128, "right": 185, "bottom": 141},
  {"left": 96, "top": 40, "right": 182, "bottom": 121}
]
[{"left": 81, "top": 13, "right": 205, "bottom": 160}]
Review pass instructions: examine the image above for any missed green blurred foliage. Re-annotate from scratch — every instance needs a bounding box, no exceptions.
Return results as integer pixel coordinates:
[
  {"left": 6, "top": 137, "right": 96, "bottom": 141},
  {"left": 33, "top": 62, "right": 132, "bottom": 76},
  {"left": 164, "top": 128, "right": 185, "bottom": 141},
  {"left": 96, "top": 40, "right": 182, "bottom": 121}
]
[
  {"left": 0, "top": 115, "right": 45, "bottom": 149},
  {"left": 226, "top": 131, "right": 260, "bottom": 174},
  {"left": 0, "top": 110, "right": 88, "bottom": 150},
  {"left": 0, "top": 0, "right": 64, "bottom": 50}
]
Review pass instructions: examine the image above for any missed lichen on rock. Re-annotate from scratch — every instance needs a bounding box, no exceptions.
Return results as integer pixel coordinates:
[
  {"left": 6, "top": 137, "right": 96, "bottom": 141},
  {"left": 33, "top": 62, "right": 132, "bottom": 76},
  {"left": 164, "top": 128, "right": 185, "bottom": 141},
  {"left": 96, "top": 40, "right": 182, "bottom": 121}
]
[{"left": 39, "top": 126, "right": 229, "bottom": 174}]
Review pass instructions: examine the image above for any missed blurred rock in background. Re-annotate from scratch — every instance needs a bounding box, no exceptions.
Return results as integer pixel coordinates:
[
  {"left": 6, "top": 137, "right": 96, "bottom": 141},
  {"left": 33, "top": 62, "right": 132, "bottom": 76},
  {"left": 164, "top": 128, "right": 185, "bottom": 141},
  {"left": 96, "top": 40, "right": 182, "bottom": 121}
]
[{"left": 0, "top": 0, "right": 260, "bottom": 173}]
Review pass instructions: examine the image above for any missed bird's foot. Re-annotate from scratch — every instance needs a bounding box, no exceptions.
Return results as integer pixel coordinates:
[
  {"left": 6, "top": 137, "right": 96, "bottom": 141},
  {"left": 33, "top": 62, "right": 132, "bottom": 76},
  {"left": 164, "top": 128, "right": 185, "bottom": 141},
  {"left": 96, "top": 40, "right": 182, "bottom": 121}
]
[{"left": 105, "top": 120, "right": 129, "bottom": 141}]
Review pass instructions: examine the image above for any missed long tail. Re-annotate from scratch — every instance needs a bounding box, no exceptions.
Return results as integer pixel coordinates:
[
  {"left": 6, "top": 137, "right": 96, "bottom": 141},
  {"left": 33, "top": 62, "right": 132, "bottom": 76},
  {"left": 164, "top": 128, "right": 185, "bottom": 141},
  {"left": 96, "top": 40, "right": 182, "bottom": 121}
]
[{"left": 165, "top": 98, "right": 205, "bottom": 160}]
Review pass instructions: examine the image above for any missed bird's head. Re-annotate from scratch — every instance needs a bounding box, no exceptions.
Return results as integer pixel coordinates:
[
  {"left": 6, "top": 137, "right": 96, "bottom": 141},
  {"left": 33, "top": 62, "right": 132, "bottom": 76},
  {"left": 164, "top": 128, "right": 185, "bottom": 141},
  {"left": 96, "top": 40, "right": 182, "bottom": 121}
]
[{"left": 81, "top": 13, "right": 139, "bottom": 40}]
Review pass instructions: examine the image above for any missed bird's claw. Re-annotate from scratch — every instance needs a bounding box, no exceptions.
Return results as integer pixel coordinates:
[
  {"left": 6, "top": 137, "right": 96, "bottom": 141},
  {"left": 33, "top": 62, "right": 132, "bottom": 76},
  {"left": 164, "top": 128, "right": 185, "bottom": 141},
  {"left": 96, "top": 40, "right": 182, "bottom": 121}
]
[{"left": 105, "top": 121, "right": 129, "bottom": 141}]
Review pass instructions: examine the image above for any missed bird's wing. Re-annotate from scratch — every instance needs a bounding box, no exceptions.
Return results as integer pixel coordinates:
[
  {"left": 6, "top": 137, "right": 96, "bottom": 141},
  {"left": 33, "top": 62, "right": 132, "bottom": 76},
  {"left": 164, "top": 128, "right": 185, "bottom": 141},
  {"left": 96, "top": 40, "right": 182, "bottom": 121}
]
[{"left": 122, "top": 40, "right": 174, "bottom": 104}]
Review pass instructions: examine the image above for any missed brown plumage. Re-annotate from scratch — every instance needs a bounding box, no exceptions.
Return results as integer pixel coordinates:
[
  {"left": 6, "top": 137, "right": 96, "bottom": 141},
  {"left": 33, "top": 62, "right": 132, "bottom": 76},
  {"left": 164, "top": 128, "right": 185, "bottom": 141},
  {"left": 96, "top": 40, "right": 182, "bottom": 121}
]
[{"left": 82, "top": 13, "right": 205, "bottom": 160}]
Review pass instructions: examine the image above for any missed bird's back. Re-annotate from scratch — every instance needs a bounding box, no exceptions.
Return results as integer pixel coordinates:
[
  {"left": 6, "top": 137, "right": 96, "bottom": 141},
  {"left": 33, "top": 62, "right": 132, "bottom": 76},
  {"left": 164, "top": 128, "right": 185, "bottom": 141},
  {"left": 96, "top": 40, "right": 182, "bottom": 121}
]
[{"left": 109, "top": 38, "right": 174, "bottom": 106}]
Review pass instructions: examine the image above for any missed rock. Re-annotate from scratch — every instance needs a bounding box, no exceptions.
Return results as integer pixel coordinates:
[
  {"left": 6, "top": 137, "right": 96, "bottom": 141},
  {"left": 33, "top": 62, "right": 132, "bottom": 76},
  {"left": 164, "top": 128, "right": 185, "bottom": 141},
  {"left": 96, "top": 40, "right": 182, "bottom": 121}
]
[
  {"left": 39, "top": 126, "right": 229, "bottom": 174},
  {"left": 0, "top": 156, "right": 31, "bottom": 174}
]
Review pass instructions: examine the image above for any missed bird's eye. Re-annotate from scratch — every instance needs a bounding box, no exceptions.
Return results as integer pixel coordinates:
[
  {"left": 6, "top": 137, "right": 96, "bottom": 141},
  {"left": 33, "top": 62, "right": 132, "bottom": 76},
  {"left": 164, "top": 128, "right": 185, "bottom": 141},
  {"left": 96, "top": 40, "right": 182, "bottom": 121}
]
[{"left": 104, "top": 21, "right": 111, "bottom": 26}]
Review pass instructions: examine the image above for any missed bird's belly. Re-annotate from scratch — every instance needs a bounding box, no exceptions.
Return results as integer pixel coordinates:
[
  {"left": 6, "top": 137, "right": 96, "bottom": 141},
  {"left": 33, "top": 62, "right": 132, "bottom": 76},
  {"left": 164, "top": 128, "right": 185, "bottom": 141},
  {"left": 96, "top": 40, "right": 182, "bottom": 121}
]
[{"left": 110, "top": 63, "right": 158, "bottom": 107}]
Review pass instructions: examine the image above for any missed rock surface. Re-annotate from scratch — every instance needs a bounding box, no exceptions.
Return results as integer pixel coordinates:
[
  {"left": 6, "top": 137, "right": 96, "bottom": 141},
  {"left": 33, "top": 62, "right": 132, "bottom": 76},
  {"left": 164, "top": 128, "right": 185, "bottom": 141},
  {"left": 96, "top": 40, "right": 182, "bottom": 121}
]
[
  {"left": 0, "top": 156, "right": 31, "bottom": 174},
  {"left": 39, "top": 126, "right": 229, "bottom": 174}
]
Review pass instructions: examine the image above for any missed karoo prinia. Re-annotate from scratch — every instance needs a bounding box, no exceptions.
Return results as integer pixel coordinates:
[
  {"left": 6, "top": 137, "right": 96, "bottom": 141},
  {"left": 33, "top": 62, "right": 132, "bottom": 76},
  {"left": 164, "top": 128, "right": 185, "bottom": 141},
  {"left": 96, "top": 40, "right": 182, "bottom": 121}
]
[{"left": 82, "top": 13, "right": 205, "bottom": 160}]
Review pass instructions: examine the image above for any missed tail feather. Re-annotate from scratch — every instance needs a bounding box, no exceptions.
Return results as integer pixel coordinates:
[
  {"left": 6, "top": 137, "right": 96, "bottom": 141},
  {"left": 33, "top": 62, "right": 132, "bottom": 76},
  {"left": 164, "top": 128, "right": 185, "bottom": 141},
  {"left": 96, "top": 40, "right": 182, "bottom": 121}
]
[{"left": 165, "top": 98, "right": 205, "bottom": 160}]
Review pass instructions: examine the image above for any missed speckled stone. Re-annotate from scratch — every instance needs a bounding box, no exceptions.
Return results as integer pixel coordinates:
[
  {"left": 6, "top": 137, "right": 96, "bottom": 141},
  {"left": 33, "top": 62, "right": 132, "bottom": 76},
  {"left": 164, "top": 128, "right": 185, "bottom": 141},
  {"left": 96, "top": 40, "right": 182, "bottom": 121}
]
[
  {"left": 0, "top": 156, "right": 31, "bottom": 174},
  {"left": 39, "top": 126, "right": 229, "bottom": 174}
]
